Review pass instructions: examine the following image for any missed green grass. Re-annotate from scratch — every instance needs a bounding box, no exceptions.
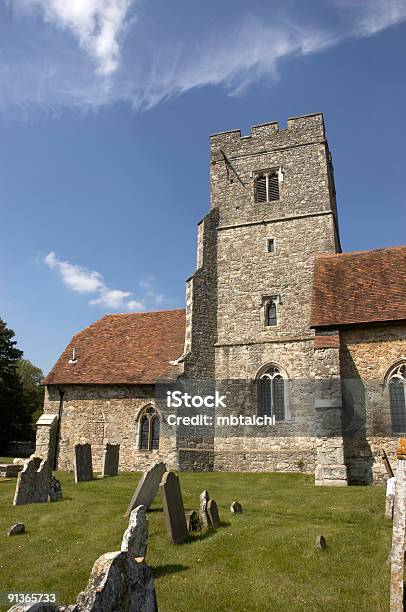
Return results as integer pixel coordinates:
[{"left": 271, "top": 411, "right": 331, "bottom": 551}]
[
  {"left": 0, "top": 458, "right": 15, "bottom": 464},
  {"left": 0, "top": 472, "right": 391, "bottom": 612}
]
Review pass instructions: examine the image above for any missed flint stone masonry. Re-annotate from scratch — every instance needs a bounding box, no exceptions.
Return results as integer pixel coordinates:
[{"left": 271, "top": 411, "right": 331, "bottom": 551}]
[
  {"left": 35, "top": 413, "right": 58, "bottom": 466},
  {"left": 126, "top": 461, "right": 167, "bottom": 516},
  {"left": 207, "top": 499, "right": 220, "bottom": 529},
  {"left": 159, "top": 471, "right": 188, "bottom": 544},
  {"left": 13, "top": 455, "right": 51, "bottom": 506},
  {"left": 73, "top": 444, "right": 93, "bottom": 483},
  {"left": 121, "top": 505, "right": 148, "bottom": 558},
  {"left": 101, "top": 443, "right": 120, "bottom": 477}
]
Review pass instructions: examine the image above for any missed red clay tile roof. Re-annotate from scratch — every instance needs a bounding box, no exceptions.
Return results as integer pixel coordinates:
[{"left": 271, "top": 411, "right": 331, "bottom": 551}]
[
  {"left": 44, "top": 310, "right": 186, "bottom": 385},
  {"left": 310, "top": 246, "right": 406, "bottom": 328}
]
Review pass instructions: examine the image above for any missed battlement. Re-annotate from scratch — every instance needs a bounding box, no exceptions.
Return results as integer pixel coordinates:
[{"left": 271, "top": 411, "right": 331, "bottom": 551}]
[{"left": 210, "top": 113, "right": 326, "bottom": 155}]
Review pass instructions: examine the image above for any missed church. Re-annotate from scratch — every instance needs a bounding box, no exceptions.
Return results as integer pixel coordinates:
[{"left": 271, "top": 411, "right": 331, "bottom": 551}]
[{"left": 37, "top": 113, "right": 406, "bottom": 486}]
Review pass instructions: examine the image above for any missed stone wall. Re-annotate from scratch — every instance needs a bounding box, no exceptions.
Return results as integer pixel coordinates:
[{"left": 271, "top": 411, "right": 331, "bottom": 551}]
[
  {"left": 340, "top": 324, "right": 406, "bottom": 484},
  {"left": 42, "top": 385, "right": 178, "bottom": 472}
]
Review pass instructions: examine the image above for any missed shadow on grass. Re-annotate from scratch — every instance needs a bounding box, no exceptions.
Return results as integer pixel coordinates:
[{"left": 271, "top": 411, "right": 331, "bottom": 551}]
[
  {"left": 152, "top": 564, "right": 190, "bottom": 578},
  {"left": 148, "top": 508, "right": 164, "bottom": 513}
]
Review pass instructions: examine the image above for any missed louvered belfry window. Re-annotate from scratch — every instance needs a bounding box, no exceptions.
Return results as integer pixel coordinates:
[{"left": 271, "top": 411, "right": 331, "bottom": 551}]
[{"left": 255, "top": 171, "right": 280, "bottom": 203}]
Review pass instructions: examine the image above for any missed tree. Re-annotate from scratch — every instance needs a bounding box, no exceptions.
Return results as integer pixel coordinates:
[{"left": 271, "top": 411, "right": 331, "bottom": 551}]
[
  {"left": 17, "top": 358, "right": 45, "bottom": 438},
  {"left": 0, "top": 318, "right": 25, "bottom": 448}
]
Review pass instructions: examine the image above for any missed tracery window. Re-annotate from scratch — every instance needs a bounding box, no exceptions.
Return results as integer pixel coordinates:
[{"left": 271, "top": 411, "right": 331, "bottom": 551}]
[
  {"left": 139, "top": 405, "right": 160, "bottom": 450},
  {"left": 388, "top": 363, "right": 406, "bottom": 433},
  {"left": 258, "top": 366, "right": 285, "bottom": 421}
]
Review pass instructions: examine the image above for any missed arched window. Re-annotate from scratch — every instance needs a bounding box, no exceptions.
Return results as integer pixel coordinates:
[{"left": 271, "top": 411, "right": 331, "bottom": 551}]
[
  {"left": 387, "top": 363, "right": 406, "bottom": 433},
  {"left": 138, "top": 406, "right": 160, "bottom": 450},
  {"left": 258, "top": 366, "right": 285, "bottom": 421}
]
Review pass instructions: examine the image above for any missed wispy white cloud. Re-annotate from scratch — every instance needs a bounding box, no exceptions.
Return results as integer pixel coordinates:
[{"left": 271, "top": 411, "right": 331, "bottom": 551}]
[
  {"left": 44, "top": 251, "right": 152, "bottom": 311},
  {"left": 16, "top": 0, "right": 135, "bottom": 75},
  {"left": 2, "top": 0, "right": 406, "bottom": 117}
]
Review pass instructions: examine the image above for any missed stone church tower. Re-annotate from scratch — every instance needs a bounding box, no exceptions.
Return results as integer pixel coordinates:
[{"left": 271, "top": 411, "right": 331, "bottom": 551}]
[{"left": 183, "top": 113, "right": 348, "bottom": 484}]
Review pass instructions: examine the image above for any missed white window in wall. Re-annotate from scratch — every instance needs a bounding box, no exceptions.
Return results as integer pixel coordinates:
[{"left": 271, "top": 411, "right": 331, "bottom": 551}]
[
  {"left": 387, "top": 362, "right": 406, "bottom": 433},
  {"left": 258, "top": 366, "right": 285, "bottom": 421},
  {"left": 255, "top": 169, "right": 282, "bottom": 203}
]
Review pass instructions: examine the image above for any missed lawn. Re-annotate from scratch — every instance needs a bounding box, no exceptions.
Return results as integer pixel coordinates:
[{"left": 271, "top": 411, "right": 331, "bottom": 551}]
[{"left": 0, "top": 470, "right": 391, "bottom": 612}]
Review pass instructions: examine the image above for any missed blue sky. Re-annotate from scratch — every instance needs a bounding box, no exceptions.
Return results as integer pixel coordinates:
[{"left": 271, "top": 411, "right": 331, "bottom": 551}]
[{"left": 1, "top": 0, "right": 406, "bottom": 374}]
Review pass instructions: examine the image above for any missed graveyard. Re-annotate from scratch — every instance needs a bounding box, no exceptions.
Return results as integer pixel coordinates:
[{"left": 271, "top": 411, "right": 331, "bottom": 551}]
[{"left": 0, "top": 466, "right": 391, "bottom": 612}]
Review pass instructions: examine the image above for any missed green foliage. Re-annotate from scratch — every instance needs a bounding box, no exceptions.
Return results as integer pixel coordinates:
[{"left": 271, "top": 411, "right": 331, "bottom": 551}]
[
  {"left": 0, "top": 318, "right": 44, "bottom": 448},
  {"left": 0, "top": 472, "right": 390, "bottom": 611}
]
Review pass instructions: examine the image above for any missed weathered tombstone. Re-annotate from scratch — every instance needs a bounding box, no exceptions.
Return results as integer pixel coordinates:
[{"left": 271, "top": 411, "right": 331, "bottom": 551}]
[
  {"left": 160, "top": 471, "right": 188, "bottom": 544},
  {"left": 0, "top": 463, "right": 22, "bottom": 478},
  {"left": 13, "top": 455, "right": 51, "bottom": 506},
  {"left": 390, "top": 439, "right": 406, "bottom": 611},
  {"left": 101, "top": 443, "right": 120, "bottom": 478},
  {"left": 35, "top": 413, "right": 58, "bottom": 466},
  {"left": 74, "top": 552, "right": 158, "bottom": 612},
  {"left": 207, "top": 499, "right": 220, "bottom": 529},
  {"left": 126, "top": 461, "right": 167, "bottom": 516},
  {"left": 49, "top": 476, "right": 63, "bottom": 502},
  {"left": 7, "top": 523, "right": 25, "bottom": 536},
  {"left": 73, "top": 443, "right": 93, "bottom": 483},
  {"left": 386, "top": 476, "right": 396, "bottom": 520},
  {"left": 315, "top": 535, "right": 327, "bottom": 550},
  {"left": 199, "top": 489, "right": 211, "bottom": 530},
  {"left": 186, "top": 510, "right": 201, "bottom": 532},
  {"left": 121, "top": 505, "right": 148, "bottom": 558},
  {"left": 230, "top": 501, "right": 243, "bottom": 514}
]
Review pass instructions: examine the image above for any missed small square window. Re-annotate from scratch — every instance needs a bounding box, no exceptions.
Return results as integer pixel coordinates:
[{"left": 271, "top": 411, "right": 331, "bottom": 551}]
[{"left": 267, "top": 239, "right": 275, "bottom": 253}]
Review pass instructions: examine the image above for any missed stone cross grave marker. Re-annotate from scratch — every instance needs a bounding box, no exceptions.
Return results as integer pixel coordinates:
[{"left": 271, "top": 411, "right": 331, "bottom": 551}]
[
  {"left": 121, "top": 505, "right": 148, "bottom": 558},
  {"left": 390, "top": 439, "right": 406, "bottom": 612},
  {"left": 126, "top": 461, "right": 167, "bottom": 516},
  {"left": 73, "top": 443, "right": 93, "bottom": 483},
  {"left": 101, "top": 443, "right": 120, "bottom": 477},
  {"left": 207, "top": 499, "right": 220, "bottom": 529},
  {"left": 13, "top": 455, "right": 51, "bottom": 506},
  {"left": 160, "top": 471, "right": 188, "bottom": 544}
]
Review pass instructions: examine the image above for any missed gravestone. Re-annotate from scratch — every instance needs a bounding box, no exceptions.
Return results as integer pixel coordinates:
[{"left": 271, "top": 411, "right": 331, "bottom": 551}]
[
  {"left": 13, "top": 455, "right": 51, "bottom": 505},
  {"left": 186, "top": 510, "right": 201, "bottom": 532},
  {"left": 207, "top": 499, "right": 220, "bottom": 529},
  {"left": 49, "top": 476, "right": 63, "bottom": 501},
  {"left": 386, "top": 476, "right": 396, "bottom": 520},
  {"left": 230, "top": 501, "right": 243, "bottom": 513},
  {"left": 73, "top": 443, "right": 93, "bottom": 483},
  {"left": 160, "top": 471, "right": 188, "bottom": 544},
  {"left": 121, "top": 505, "right": 148, "bottom": 558},
  {"left": 126, "top": 461, "right": 167, "bottom": 516},
  {"left": 101, "top": 443, "right": 120, "bottom": 477},
  {"left": 315, "top": 535, "right": 327, "bottom": 550},
  {"left": 7, "top": 523, "right": 25, "bottom": 536},
  {"left": 199, "top": 489, "right": 211, "bottom": 530},
  {"left": 390, "top": 440, "right": 406, "bottom": 611},
  {"left": 0, "top": 463, "right": 22, "bottom": 478}
]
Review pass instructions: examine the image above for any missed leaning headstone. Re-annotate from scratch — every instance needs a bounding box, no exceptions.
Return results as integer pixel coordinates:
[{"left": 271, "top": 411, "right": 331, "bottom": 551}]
[
  {"left": 121, "top": 505, "right": 148, "bottom": 558},
  {"left": 49, "top": 476, "right": 63, "bottom": 502},
  {"left": 73, "top": 443, "right": 93, "bottom": 483},
  {"left": 315, "top": 535, "right": 327, "bottom": 550},
  {"left": 230, "top": 501, "right": 243, "bottom": 514},
  {"left": 385, "top": 476, "right": 396, "bottom": 520},
  {"left": 160, "top": 471, "right": 188, "bottom": 544},
  {"left": 126, "top": 461, "right": 167, "bottom": 516},
  {"left": 186, "top": 510, "right": 201, "bottom": 532},
  {"left": 13, "top": 455, "right": 51, "bottom": 505},
  {"left": 101, "top": 443, "right": 120, "bottom": 478},
  {"left": 207, "top": 499, "right": 220, "bottom": 529},
  {"left": 7, "top": 523, "right": 25, "bottom": 536},
  {"left": 199, "top": 490, "right": 211, "bottom": 530},
  {"left": 75, "top": 551, "right": 158, "bottom": 612},
  {"left": 390, "top": 440, "right": 406, "bottom": 611}
]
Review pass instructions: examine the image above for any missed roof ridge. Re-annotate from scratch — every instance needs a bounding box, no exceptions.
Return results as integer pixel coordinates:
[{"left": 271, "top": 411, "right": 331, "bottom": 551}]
[
  {"left": 315, "top": 245, "right": 406, "bottom": 259},
  {"left": 103, "top": 308, "right": 186, "bottom": 318}
]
